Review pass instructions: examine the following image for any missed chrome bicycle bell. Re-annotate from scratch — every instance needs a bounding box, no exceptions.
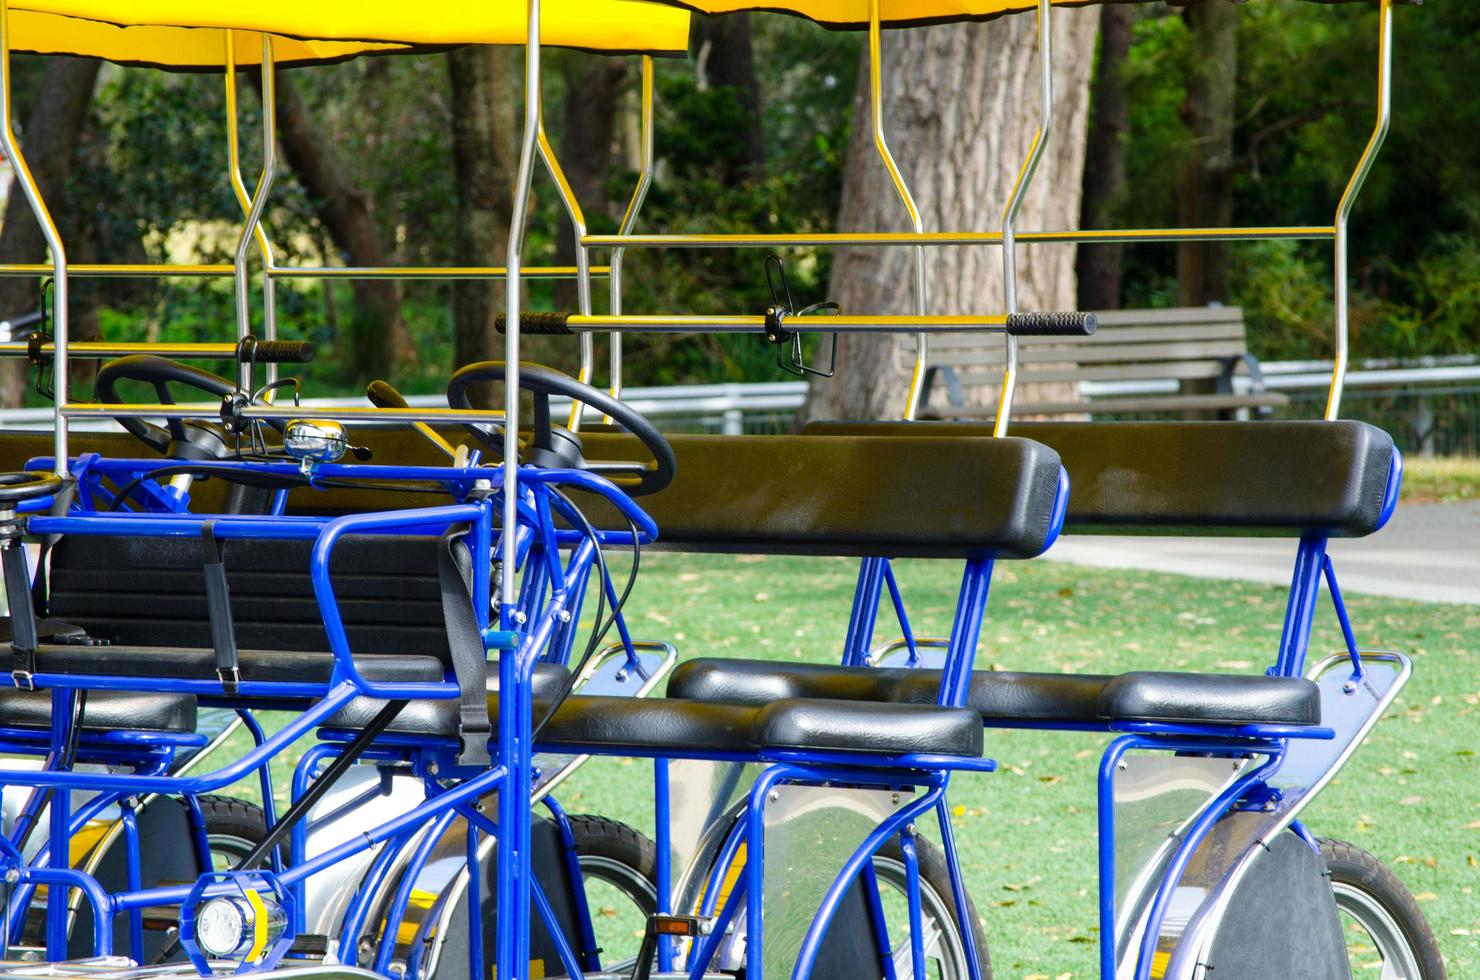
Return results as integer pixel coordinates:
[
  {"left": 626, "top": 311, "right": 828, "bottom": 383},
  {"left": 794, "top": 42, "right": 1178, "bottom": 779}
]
[{"left": 284, "top": 418, "right": 348, "bottom": 473}]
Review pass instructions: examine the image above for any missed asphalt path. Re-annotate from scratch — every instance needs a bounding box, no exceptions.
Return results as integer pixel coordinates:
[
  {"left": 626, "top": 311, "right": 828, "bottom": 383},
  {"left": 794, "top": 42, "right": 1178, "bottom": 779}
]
[{"left": 1044, "top": 501, "right": 1480, "bottom": 605}]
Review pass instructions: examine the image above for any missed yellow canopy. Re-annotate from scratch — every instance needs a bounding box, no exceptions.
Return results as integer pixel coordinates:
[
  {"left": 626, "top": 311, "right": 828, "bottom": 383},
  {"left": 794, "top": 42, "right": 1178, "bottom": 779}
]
[
  {"left": 652, "top": 0, "right": 1406, "bottom": 30},
  {"left": 9, "top": 1, "right": 693, "bottom": 68}
]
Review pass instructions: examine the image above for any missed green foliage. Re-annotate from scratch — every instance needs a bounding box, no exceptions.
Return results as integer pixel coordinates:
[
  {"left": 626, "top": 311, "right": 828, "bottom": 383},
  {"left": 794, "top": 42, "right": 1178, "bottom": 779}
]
[{"left": 1114, "top": 1, "right": 1480, "bottom": 362}]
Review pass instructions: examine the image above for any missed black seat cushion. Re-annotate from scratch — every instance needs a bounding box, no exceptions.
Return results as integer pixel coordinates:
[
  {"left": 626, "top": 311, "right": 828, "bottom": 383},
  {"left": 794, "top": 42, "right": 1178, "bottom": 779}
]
[
  {"left": 0, "top": 690, "right": 196, "bottom": 734},
  {"left": 0, "top": 644, "right": 446, "bottom": 685},
  {"left": 0, "top": 618, "right": 87, "bottom": 644},
  {"left": 45, "top": 534, "right": 452, "bottom": 660},
  {"left": 1097, "top": 671, "right": 1320, "bottom": 726},
  {"left": 343, "top": 688, "right": 984, "bottom": 760},
  {"left": 751, "top": 698, "right": 982, "bottom": 757},
  {"left": 324, "top": 662, "right": 573, "bottom": 735},
  {"left": 537, "top": 695, "right": 759, "bottom": 752},
  {"left": 804, "top": 420, "right": 1396, "bottom": 539},
  {"left": 574, "top": 432, "right": 1065, "bottom": 559},
  {"left": 667, "top": 658, "right": 1108, "bottom": 724}
]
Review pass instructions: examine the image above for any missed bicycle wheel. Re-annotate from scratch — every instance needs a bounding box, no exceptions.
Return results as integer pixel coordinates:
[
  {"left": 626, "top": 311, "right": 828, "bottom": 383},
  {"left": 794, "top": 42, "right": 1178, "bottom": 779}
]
[
  {"left": 568, "top": 814, "right": 991, "bottom": 979},
  {"left": 1320, "top": 838, "right": 1446, "bottom": 980}
]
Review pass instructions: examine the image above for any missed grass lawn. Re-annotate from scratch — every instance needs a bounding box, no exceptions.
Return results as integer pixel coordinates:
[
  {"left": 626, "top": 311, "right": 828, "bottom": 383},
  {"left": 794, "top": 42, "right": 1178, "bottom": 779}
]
[
  {"left": 1403, "top": 455, "right": 1480, "bottom": 504},
  {"left": 215, "top": 551, "right": 1477, "bottom": 978}
]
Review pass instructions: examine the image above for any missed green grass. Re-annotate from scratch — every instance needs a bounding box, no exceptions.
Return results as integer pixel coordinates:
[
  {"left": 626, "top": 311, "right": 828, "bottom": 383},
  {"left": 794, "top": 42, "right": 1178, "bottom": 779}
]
[
  {"left": 210, "top": 553, "right": 1478, "bottom": 978},
  {"left": 1403, "top": 456, "right": 1480, "bottom": 504}
]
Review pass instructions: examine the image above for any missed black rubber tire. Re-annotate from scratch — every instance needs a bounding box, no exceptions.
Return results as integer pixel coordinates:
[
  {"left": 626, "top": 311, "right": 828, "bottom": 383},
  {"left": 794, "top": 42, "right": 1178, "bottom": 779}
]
[
  {"left": 190, "top": 795, "right": 270, "bottom": 869},
  {"left": 567, "top": 814, "right": 991, "bottom": 979},
  {"left": 1319, "top": 837, "right": 1447, "bottom": 979},
  {"left": 875, "top": 835, "right": 993, "bottom": 980},
  {"left": 568, "top": 814, "right": 659, "bottom": 910}
]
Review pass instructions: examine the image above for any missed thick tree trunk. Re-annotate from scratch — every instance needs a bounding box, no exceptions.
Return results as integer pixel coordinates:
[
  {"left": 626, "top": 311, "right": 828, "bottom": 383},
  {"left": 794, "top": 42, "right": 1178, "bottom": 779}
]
[
  {"left": 1077, "top": 2, "right": 1135, "bottom": 311},
  {"left": 448, "top": 46, "right": 517, "bottom": 369},
  {"left": 1175, "top": 0, "right": 1238, "bottom": 307},
  {"left": 265, "top": 70, "right": 414, "bottom": 381},
  {"left": 801, "top": 11, "right": 1099, "bottom": 422},
  {"left": 553, "top": 53, "right": 628, "bottom": 312},
  {"left": 0, "top": 56, "right": 100, "bottom": 407},
  {"left": 696, "top": 13, "right": 765, "bottom": 182}
]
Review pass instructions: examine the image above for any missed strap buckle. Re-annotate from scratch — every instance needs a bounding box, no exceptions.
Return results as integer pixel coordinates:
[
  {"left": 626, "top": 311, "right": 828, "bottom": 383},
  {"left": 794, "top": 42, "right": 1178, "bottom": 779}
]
[
  {"left": 457, "top": 724, "right": 492, "bottom": 768},
  {"left": 10, "top": 668, "right": 33, "bottom": 691},
  {"left": 217, "top": 665, "right": 241, "bottom": 696}
]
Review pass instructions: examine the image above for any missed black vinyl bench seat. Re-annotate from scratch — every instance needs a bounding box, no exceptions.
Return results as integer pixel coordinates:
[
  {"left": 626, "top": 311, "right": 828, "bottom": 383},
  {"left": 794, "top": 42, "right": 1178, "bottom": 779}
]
[
  {"left": 668, "top": 658, "right": 1321, "bottom": 729},
  {"left": 322, "top": 670, "right": 985, "bottom": 760},
  {"left": 0, "top": 645, "right": 447, "bottom": 687},
  {"left": 0, "top": 689, "right": 197, "bottom": 734}
]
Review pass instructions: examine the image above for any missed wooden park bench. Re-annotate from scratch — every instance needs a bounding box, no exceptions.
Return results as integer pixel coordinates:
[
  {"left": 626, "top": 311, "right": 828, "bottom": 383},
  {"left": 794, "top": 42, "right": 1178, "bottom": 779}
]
[{"left": 922, "top": 306, "right": 1289, "bottom": 419}]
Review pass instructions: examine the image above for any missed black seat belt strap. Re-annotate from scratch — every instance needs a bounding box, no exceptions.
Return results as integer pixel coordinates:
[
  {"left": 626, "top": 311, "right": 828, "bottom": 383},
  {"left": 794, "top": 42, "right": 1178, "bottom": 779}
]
[
  {"left": 439, "top": 529, "right": 491, "bottom": 767},
  {"left": 3, "top": 532, "right": 37, "bottom": 690},
  {"left": 200, "top": 521, "right": 240, "bottom": 695}
]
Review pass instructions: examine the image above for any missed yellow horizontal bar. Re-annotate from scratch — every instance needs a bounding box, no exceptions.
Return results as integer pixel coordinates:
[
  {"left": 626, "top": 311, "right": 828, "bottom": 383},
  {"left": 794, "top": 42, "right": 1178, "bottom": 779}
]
[
  {"left": 268, "top": 265, "right": 609, "bottom": 280},
  {"left": 0, "top": 263, "right": 234, "bottom": 278},
  {"left": 0, "top": 341, "right": 240, "bottom": 359},
  {"left": 581, "top": 227, "right": 1336, "bottom": 249},
  {"left": 567, "top": 313, "right": 1006, "bottom": 333},
  {"left": 0, "top": 263, "right": 610, "bottom": 281}
]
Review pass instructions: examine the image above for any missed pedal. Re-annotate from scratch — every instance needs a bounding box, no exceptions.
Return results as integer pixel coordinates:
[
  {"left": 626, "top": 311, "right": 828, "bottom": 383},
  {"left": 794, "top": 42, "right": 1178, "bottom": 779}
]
[{"left": 630, "top": 915, "right": 713, "bottom": 980}]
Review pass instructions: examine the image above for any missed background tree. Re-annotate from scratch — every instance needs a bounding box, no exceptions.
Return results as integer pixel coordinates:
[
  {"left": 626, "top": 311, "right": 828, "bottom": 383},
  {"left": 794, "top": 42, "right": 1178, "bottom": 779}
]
[
  {"left": 448, "top": 46, "right": 517, "bottom": 369},
  {"left": 0, "top": 56, "right": 100, "bottom": 407},
  {"left": 803, "top": 10, "right": 1100, "bottom": 421},
  {"left": 1077, "top": 3, "right": 1135, "bottom": 310}
]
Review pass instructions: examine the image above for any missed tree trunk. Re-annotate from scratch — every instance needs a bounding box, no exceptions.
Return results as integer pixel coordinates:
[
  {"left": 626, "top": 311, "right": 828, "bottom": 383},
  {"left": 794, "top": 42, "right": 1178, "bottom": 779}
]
[
  {"left": 1175, "top": 0, "right": 1238, "bottom": 307},
  {"left": 801, "top": 11, "right": 1100, "bottom": 422},
  {"left": 448, "top": 46, "right": 517, "bottom": 369},
  {"left": 1077, "top": 2, "right": 1135, "bottom": 311},
  {"left": 264, "top": 70, "right": 414, "bottom": 381},
  {"left": 553, "top": 53, "right": 628, "bottom": 312},
  {"left": 696, "top": 13, "right": 765, "bottom": 182},
  {"left": 0, "top": 56, "right": 100, "bottom": 407}
]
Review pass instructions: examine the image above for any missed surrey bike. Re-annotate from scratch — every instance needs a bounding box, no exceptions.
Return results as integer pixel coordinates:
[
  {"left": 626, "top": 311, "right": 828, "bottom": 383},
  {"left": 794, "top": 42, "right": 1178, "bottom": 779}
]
[{"left": 531, "top": 0, "right": 1442, "bottom": 976}]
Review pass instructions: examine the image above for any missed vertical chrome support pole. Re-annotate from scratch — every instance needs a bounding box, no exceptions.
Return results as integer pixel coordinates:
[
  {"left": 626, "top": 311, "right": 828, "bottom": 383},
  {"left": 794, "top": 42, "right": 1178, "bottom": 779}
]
[
  {"left": 504, "top": 5, "right": 540, "bottom": 626},
  {"left": 1328, "top": 0, "right": 1392, "bottom": 421},
  {"left": 535, "top": 103, "right": 593, "bottom": 428},
  {"left": 608, "top": 55, "right": 655, "bottom": 403},
  {"left": 225, "top": 32, "right": 281, "bottom": 384},
  {"left": 232, "top": 34, "right": 278, "bottom": 389},
  {"left": 0, "top": 0, "right": 69, "bottom": 473},
  {"left": 993, "top": 0, "right": 1053, "bottom": 437},
  {"left": 868, "top": 0, "right": 929, "bottom": 420}
]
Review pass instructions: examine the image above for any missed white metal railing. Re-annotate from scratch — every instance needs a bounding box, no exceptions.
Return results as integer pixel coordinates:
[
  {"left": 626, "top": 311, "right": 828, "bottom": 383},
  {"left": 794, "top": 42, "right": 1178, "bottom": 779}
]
[{"left": 0, "top": 356, "right": 1475, "bottom": 434}]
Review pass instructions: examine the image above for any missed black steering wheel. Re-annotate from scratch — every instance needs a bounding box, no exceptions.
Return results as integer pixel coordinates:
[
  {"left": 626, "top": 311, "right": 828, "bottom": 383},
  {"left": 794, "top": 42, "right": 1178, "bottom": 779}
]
[
  {"left": 94, "top": 355, "right": 241, "bottom": 459},
  {"left": 0, "top": 471, "right": 63, "bottom": 506},
  {"left": 447, "top": 361, "right": 675, "bottom": 497}
]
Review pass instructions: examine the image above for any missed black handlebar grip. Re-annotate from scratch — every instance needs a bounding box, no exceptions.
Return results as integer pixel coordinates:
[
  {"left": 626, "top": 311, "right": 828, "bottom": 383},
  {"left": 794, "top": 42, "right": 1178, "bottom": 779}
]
[
  {"left": 1005, "top": 312, "right": 1098, "bottom": 337},
  {"left": 240, "top": 338, "right": 316, "bottom": 363},
  {"left": 366, "top": 380, "right": 412, "bottom": 410},
  {"left": 493, "top": 312, "right": 574, "bottom": 336}
]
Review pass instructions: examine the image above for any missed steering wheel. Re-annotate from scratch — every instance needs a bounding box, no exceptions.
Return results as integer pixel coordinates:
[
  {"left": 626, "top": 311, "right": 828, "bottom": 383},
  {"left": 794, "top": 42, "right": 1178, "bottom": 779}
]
[
  {"left": 447, "top": 361, "right": 675, "bottom": 497},
  {"left": 94, "top": 355, "right": 241, "bottom": 459},
  {"left": 0, "top": 472, "right": 63, "bottom": 506}
]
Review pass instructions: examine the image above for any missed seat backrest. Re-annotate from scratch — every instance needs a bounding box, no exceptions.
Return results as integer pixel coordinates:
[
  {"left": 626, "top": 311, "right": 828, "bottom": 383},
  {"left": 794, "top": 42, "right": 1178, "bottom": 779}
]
[
  {"left": 46, "top": 534, "right": 453, "bottom": 659},
  {"left": 929, "top": 307, "right": 1248, "bottom": 392},
  {"left": 575, "top": 432, "right": 1066, "bottom": 559},
  {"left": 803, "top": 420, "right": 1398, "bottom": 539}
]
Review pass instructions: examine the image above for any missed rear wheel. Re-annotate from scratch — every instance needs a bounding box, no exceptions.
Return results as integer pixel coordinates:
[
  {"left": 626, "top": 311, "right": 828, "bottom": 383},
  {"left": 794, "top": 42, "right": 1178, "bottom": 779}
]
[
  {"left": 1320, "top": 837, "right": 1446, "bottom": 979},
  {"left": 566, "top": 814, "right": 991, "bottom": 979},
  {"left": 192, "top": 795, "right": 269, "bottom": 870}
]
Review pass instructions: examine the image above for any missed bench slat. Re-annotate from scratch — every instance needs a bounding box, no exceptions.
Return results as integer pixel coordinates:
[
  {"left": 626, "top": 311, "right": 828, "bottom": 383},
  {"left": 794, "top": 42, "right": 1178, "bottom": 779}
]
[
  {"left": 956, "top": 358, "right": 1247, "bottom": 386},
  {"left": 928, "top": 320, "right": 1247, "bottom": 352},
  {"left": 930, "top": 339, "right": 1250, "bottom": 368},
  {"left": 925, "top": 391, "right": 1291, "bottom": 418}
]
